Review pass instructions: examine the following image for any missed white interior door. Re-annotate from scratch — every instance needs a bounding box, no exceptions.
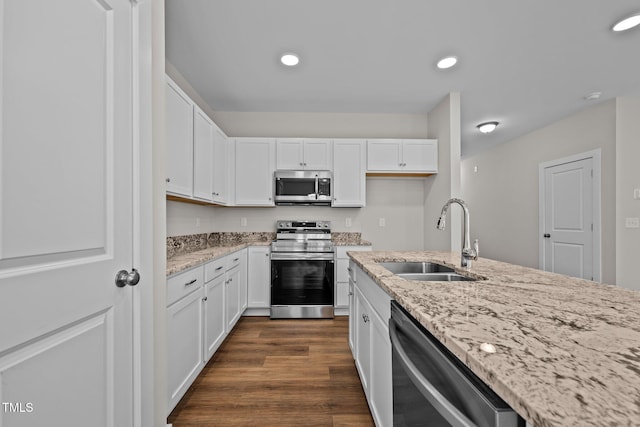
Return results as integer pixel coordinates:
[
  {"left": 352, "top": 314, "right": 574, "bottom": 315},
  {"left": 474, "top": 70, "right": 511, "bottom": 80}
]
[
  {"left": 541, "top": 157, "right": 594, "bottom": 280},
  {"left": 0, "top": 1, "right": 134, "bottom": 426}
]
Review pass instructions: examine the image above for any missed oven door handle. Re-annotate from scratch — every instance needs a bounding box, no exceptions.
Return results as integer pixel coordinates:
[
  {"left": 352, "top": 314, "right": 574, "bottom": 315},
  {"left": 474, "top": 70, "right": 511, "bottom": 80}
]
[
  {"left": 389, "top": 318, "right": 477, "bottom": 427},
  {"left": 271, "top": 253, "right": 335, "bottom": 261}
]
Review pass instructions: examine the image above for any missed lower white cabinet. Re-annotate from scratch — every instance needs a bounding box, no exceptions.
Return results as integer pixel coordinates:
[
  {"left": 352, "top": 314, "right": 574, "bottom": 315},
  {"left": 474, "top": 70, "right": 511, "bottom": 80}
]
[
  {"left": 203, "top": 272, "right": 226, "bottom": 361},
  {"left": 247, "top": 246, "right": 271, "bottom": 308},
  {"left": 167, "top": 248, "right": 249, "bottom": 415},
  {"left": 350, "top": 261, "right": 393, "bottom": 427},
  {"left": 166, "top": 266, "right": 205, "bottom": 413}
]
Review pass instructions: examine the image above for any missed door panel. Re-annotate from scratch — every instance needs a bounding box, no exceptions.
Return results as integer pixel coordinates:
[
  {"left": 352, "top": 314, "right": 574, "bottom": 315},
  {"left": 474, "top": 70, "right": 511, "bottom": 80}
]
[
  {"left": 543, "top": 158, "right": 593, "bottom": 280},
  {"left": 0, "top": 0, "right": 134, "bottom": 425}
]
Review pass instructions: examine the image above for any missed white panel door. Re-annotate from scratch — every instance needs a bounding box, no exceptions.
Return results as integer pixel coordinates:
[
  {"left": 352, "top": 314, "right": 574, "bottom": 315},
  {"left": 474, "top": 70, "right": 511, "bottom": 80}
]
[
  {"left": 543, "top": 158, "right": 594, "bottom": 279},
  {"left": 0, "top": 1, "right": 134, "bottom": 426}
]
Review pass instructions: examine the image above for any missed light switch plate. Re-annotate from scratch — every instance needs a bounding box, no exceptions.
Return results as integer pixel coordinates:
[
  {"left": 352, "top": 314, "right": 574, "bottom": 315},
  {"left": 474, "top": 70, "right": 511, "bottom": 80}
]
[
  {"left": 345, "top": 217, "right": 352, "bottom": 227},
  {"left": 379, "top": 218, "right": 386, "bottom": 227},
  {"left": 625, "top": 217, "right": 639, "bottom": 228}
]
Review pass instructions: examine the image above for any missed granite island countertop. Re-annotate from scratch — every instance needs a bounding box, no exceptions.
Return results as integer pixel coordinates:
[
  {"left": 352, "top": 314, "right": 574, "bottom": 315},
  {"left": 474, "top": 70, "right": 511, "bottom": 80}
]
[{"left": 347, "top": 250, "right": 640, "bottom": 427}]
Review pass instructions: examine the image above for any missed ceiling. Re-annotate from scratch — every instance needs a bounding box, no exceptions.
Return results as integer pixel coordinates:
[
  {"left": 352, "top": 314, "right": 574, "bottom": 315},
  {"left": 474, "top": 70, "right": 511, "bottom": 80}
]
[{"left": 165, "top": 0, "right": 640, "bottom": 157}]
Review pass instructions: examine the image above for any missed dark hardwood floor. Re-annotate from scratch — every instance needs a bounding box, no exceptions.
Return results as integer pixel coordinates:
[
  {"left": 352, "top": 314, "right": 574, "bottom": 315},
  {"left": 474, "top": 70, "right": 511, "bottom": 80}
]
[{"left": 168, "top": 316, "right": 375, "bottom": 427}]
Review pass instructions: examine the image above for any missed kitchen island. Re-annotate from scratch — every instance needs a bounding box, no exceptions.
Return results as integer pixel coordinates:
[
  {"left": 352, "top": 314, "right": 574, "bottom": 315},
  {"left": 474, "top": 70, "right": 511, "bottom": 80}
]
[{"left": 348, "top": 250, "right": 640, "bottom": 427}]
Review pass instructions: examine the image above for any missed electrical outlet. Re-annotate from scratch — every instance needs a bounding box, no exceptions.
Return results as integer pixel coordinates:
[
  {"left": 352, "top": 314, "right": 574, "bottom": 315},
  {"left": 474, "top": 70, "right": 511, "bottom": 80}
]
[
  {"left": 379, "top": 218, "right": 386, "bottom": 227},
  {"left": 240, "top": 217, "right": 247, "bottom": 227},
  {"left": 625, "top": 217, "right": 639, "bottom": 228},
  {"left": 634, "top": 189, "right": 640, "bottom": 200},
  {"left": 345, "top": 217, "right": 352, "bottom": 227}
]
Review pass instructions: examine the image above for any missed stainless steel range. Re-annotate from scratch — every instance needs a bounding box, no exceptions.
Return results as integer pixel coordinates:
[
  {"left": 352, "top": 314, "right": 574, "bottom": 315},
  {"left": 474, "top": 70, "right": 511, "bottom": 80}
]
[{"left": 270, "top": 220, "right": 335, "bottom": 319}]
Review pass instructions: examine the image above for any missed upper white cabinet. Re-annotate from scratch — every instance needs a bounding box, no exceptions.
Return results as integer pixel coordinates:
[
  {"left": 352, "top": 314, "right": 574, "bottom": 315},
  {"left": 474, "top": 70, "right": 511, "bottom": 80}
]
[
  {"left": 234, "top": 138, "right": 276, "bottom": 206},
  {"left": 332, "top": 139, "right": 366, "bottom": 207},
  {"left": 212, "top": 124, "right": 230, "bottom": 205},
  {"left": 367, "top": 139, "right": 438, "bottom": 173},
  {"left": 276, "top": 138, "right": 332, "bottom": 170},
  {"left": 193, "top": 106, "right": 214, "bottom": 202},
  {"left": 165, "top": 77, "right": 194, "bottom": 197}
]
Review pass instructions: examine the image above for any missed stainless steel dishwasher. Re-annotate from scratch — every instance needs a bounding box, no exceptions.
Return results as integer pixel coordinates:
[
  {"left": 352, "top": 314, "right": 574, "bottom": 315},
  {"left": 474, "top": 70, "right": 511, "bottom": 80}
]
[{"left": 389, "top": 301, "right": 524, "bottom": 427}]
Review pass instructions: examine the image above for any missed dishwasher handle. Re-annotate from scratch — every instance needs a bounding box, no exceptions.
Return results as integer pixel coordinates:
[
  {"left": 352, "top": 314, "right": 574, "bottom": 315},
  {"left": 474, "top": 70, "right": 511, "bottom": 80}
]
[{"left": 389, "top": 317, "right": 477, "bottom": 427}]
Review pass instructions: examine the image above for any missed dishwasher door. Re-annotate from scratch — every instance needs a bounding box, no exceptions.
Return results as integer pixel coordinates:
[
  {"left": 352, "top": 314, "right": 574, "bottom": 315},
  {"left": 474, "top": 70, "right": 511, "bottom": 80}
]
[{"left": 389, "top": 301, "right": 523, "bottom": 427}]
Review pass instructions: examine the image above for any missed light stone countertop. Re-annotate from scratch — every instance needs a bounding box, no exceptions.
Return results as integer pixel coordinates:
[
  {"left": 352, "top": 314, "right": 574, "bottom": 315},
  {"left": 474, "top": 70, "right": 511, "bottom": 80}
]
[
  {"left": 166, "top": 242, "right": 270, "bottom": 277},
  {"left": 347, "top": 250, "right": 640, "bottom": 427}
]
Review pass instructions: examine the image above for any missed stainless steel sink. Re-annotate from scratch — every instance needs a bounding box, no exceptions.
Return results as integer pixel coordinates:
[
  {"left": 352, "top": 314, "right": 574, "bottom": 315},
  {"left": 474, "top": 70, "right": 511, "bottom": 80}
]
[
  {"left": 397, "top": 272, "right": 476, "bottom": 282},
  {"left": 379, "top": 261, "right": 455, "bottom": 274}
]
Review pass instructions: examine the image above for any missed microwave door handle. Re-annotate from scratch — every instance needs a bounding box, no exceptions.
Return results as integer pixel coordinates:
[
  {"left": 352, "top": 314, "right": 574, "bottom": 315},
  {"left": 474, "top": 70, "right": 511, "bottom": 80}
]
[
  {"left": 314, "top": 176, "right": 319, "bottom": 200},
  {"left": 389, "top": 318, "right": 477, "bottom": 427}
]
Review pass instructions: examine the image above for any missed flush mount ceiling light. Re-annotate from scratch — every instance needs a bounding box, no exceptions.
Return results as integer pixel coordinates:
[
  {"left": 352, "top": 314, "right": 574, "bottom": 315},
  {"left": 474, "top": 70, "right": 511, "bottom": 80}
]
[
  {"left": 280, "top": 53, "right": 300, "bottom": 67},
  {"left": 476, "top": 121, "right": 499, "bottom": 134},
  {"left": 584, "top": 91, "right": 602, "bottom": 101},
  {"left": 437, "top": 56, "right": 458, "bottom": 69},
  {"left": 612, "top": 13, "right": 640, "bottom": 32}
]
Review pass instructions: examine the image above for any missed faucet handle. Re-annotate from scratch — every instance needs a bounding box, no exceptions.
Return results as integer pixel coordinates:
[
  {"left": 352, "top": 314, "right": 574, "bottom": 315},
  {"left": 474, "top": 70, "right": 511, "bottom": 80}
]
[{"left": 473, "top": 239, "right": 479, "bottom": 259}]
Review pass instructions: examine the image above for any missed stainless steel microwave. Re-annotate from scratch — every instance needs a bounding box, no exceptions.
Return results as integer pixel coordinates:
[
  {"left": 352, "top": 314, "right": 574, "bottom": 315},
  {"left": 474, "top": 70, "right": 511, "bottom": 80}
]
[{"left": 274, "top": 170, "right": 332, "bottom": 205}]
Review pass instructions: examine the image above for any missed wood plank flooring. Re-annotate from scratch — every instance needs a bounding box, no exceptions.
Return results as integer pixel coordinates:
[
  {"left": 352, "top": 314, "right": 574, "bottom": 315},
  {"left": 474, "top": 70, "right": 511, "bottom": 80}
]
[{"left": 167, "top": 316, "right": 375, "bottom": 427}]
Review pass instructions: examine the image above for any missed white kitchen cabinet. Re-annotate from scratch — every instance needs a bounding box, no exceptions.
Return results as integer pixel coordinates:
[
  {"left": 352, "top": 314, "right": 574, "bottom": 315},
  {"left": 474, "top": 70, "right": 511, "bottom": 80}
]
[
  {"left": 335, "top": 245, "right": 371, "bottom": 309},
  {"left": 234, "top": 138, "right": 276, "bottom": 206},
  {"left": 332, "top": 139, "right": 366, "bottom": 207},
  {"left": 193, "top": 106, "right": 214, "bottom": 202},
  {"left": 238, "top": 249, "right": 248, "bottom": 312},
  {"left": 166, "top": 266, "right": 204, "bottom": 413},
  {"left": 367, "top": 139, "right": 438, "bottom": 173},
  {"left": 247, "top": 246, "right": 271, "bottom": 308},
  {"left": 276, "top": 138, "right": 332, "bottom": 170},
  {"left": 203, "top": 272, "right": 225, "bottom": 361},
  {"left": 350, "top": 261, "right": 393, "bottom": 427},
  {"left": 212, "top": 124, "right": 230, "bottom": 204},
  {"left": 165, "top": 77, "right": 194, "bottom": 197},
  {"left": 225, "top": 258, "right": 242, "bottom": 332}
]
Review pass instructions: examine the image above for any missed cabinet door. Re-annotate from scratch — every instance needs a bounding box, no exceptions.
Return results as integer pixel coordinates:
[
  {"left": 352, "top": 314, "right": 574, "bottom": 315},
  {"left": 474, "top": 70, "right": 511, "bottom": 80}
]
[
  {"left": 167, "top": 288, "right": 204, "bottom": 412},
  {"left": 165, "top": 78, "right": 194, "bottom": 196},
  {"left": 354, "top": 287, "right": 371, "bottom": 395},
  {"left": 303, "top": 139, "right": 332, "bottom": 170},
  {"left": 333, "top": 139, "right": 366, "bottom": 207},
  {"left": 366, "top": 139, "right": 401, "bottom": 171},
  {"left": 370, "top": 309, "right": 393, "bottom": 427},
  {"left": 204, "top": 274, "right": 226, "bottom": 361},
  {"left": 276, "top": 139, "right": 304, "bottom": 170},
  {"left": 348, "top": 278, "right": 356, "bottom": 353},
  {"left": 212, "top": 126, "right": 229, "bottom": 204},
  {"left": 402, "top": 139, "right": 438, "bottom": 172},
  {"left": 235, "top": 138, "right": 276, "bottom": 205},
  {"left": 238, "top": 250, "right": 248, "bottom": 312},
  {"left": 248, "top": 246, "right": 271, "bottom": 308},
  {"left": 225, "top": 266, "right": 241, "bottom": 332},
  {"left": 193, "top": 106, "right": 214, "bottom": 201}
]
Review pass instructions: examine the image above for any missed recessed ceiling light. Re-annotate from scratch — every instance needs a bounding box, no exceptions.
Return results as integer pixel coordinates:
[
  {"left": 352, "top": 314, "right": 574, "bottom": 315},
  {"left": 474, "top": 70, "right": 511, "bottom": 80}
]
[
  {"left": 280, "top": 53, "right": 300, "bottom": 67},
  {"left": 437, "top": 56, "right": 458, "bottom": 69},
  {"left": 477, "top": 121, "right": 499, "bottom": 134},
  {"left": 584, "top": 91, "right": 602, "bottom": 101},
  {"left": 612, "top": 13, "right": 640, "bottom": 32}
]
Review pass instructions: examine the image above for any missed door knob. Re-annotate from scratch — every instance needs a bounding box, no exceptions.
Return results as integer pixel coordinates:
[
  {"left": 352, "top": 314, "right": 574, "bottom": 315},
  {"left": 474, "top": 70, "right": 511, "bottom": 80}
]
[{"left": 115, "top": 268, "right": 140, "bottom": 287}]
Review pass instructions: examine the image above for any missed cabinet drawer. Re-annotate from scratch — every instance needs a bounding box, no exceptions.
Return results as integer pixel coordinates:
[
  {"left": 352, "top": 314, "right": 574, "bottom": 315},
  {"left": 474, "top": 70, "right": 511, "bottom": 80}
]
[
  {"left": 167, "top": 266, "right": 204, "bottom": 306},
  {"left": 226, "top": 251, "right": 243, "bottom": 271},
  {"left": 204, "top": 257, "right": 226, "bottom": 282}
]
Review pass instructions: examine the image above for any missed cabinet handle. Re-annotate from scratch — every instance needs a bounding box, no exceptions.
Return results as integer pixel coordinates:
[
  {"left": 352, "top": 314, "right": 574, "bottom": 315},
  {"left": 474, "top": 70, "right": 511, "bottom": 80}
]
[
  {"left": 215, "top": 266, "right": 224, "bottom": 271},
  {"left": 233, "top": 258, "right": 240, "bottom": 262},
  {"left": 347, "top": 267, "right": 352, "bottom": 272},
  {"left": 184, "top": 279, "right": 197, "bottom": 287}
]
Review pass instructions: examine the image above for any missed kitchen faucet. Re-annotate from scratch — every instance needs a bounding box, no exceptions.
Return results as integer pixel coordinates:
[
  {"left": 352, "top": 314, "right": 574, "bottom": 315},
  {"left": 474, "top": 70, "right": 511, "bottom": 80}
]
[{"left": 436, "top": 198, "right": 479, "bottom": 268}]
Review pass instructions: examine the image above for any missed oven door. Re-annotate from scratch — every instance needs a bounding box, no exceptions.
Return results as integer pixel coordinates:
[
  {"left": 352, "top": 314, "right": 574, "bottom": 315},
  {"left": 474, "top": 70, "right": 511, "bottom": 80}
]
[{"left": 270, "top": 253, "right": 334, "bottom": 318}]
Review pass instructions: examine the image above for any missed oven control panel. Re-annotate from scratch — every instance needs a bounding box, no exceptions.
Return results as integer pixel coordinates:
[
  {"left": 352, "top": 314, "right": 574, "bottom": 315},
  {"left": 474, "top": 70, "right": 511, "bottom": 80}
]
[{"left": 276, "top": 220, "right": 331, "bottom": 230}]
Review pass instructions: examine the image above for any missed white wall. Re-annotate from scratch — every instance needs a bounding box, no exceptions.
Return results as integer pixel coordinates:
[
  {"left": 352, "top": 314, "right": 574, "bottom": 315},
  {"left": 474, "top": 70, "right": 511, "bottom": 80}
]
[
  {"left": 461, "top": 100, "right": 617, "bottom": 285},
  {"left": 167, "top": 178, "right": 427, "bottom": 250},
  {"left": 615, "top": 97, "right": 640, "bottom": 290},
  {"left": 425, "top": 93, "right": 462, "bottom": 251}
]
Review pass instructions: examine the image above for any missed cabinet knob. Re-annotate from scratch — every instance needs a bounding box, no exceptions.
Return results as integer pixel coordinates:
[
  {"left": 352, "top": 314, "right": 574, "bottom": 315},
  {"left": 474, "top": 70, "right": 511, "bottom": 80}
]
[
  {"left": 166, "top": 178, "right": 171, "bottom": 183},
  {"left": 202, "top": 296, "right": 208, "bottom": 302}
]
